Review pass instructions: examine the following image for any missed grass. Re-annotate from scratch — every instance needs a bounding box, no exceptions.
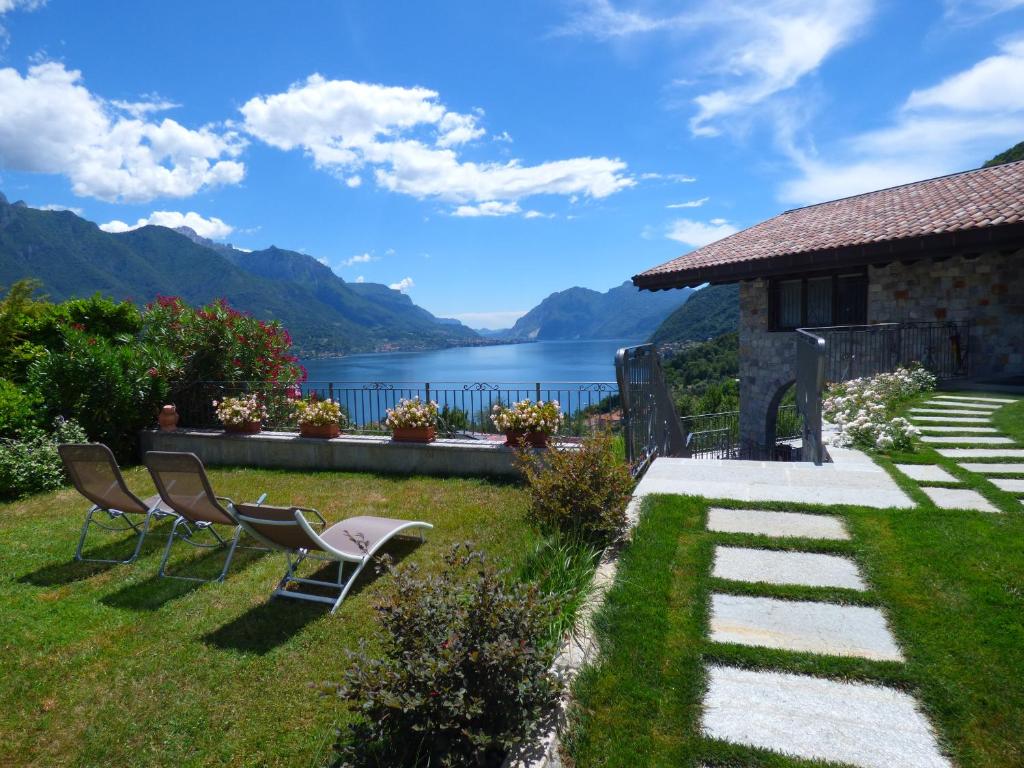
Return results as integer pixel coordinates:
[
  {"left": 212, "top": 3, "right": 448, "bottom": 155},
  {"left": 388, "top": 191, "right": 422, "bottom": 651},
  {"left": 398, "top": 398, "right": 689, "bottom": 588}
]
[
  {"left": 0, "top": 466, "right": 542, "bottom": 768},
  {"left": 566, "top": 394, "right": 1024, "bottom": 767}
]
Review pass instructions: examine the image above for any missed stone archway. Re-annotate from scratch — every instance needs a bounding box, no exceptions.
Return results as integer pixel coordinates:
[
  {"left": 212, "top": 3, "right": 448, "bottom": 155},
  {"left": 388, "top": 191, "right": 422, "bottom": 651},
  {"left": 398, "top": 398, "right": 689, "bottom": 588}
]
[{"left": 763, "top": 379, "right": 796, "bottom": 452}]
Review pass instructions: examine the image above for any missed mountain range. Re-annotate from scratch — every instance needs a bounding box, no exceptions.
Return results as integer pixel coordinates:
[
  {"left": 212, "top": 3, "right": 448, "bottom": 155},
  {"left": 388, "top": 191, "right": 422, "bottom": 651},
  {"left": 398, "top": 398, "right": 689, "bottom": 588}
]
[{"left": 648, "top": 283, "right": 739, "bottom": 347}]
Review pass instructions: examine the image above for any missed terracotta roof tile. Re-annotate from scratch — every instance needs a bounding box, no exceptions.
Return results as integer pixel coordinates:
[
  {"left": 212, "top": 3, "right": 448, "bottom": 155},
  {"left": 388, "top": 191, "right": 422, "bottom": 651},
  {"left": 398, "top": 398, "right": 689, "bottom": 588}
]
[{"left": 636, "top": 160, "right": 1024, "bottom": 287}]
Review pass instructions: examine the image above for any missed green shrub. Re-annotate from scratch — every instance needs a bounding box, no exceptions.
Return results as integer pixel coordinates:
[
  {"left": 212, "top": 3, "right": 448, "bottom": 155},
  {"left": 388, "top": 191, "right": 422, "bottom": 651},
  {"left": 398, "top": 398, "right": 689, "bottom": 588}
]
[
  {"left": 517, "top": 431, "right": 634, "bottom": 546},
  {"left": 0, "top": 379, "right": 40, "bottom": 437},
  {"left": 518, "top": 535, "right": 601, "bottom": 646},
  {"left": 333, "top": 545, "right": 560, "bottom": 768},
  {"left": 0, "top": 417, "right": 88, "bottom": 499}
]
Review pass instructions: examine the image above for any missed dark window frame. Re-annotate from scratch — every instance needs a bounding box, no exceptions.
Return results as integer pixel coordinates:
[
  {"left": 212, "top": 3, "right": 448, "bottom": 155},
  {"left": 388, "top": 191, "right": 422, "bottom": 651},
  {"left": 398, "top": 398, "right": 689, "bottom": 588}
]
[{"left": 768, "top": 270, "right": 867, "bottom": 331}]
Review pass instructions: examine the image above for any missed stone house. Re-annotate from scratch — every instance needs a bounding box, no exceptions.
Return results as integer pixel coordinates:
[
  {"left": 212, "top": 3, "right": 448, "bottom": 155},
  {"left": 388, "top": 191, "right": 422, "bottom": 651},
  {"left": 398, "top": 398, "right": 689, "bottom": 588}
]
[{"left": 633, "top": 160, "right": 1024, "bottom": 456}]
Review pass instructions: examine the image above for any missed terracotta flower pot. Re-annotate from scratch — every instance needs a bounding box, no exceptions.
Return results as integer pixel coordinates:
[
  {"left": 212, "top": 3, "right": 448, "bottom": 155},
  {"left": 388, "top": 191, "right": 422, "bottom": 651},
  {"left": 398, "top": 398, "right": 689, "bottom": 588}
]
[
  {"left": 300, "top": 423, "right": 341, "bottom": 439},
  {"left": 504, "top": 430, "right": 549, "bottom": 448},
  {"left": 158, "top": 404, "right": 179, "bottom": 432},
  {"left": 391, "top": 426, "right": 437, "bottom": 443},
  {"left": 224, "top": 421, "right": 262, "bottom": 435}
]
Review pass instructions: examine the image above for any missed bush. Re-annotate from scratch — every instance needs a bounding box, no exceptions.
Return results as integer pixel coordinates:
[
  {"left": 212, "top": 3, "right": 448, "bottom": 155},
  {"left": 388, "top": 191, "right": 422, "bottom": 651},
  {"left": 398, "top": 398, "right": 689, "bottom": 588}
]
[
  {"left": 824, "top": 366, "right": 935, "bottom": 451},
  {"left": 0, "top": 379, "right": 40, "bottom": 437},
  {"left": 517, "top": 431, "right": 634, "bottom": 546},
  {"left": 0, "top": 417, "right": 88, "bottom": 499},
  {"left": 518, "top": 535, "right": 601, "bottom": 646},
  {"left": 334, "top": 545, "right": 560, "bottom": 768}
]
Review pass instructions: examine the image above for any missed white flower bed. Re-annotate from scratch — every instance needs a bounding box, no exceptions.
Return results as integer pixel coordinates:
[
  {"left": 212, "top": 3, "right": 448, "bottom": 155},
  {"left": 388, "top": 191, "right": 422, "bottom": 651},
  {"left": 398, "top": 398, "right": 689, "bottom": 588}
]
[{"left": 823, "top": 366, "right": 936, "bottom": 451}]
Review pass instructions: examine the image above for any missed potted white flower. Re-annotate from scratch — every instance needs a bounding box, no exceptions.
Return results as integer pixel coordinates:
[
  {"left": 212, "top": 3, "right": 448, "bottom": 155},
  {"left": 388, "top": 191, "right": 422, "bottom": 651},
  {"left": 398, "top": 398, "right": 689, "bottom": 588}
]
[
  {"left": 491, "top": 399, "right": 563, "bottom": 448},
  {"left": 294, "top": 395, "right": 346, "bottom": 439},
  {"left": 385, "top": 397, "right": 439, "bottom": 443},
  {"left": 213, "top": 395, "right": 267, "bottom": 434}
]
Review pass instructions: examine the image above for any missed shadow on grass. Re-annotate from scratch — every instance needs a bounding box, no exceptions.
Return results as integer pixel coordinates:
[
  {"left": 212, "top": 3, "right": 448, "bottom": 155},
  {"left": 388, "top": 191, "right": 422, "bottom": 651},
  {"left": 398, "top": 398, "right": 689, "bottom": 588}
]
[
  {"left": 17, "top": 521, "right": 174, "bottom": 587},
  {"left": 203, "top": 538, "right": 423, "bottom": 655},
  {"left": 99, "top": 547, "right": 267, "bottom": 611}
]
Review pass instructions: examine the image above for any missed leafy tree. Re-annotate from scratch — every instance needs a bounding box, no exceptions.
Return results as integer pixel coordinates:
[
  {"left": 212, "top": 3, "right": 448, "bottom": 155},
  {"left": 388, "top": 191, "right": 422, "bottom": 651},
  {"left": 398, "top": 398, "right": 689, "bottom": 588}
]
[{"left": 983, "top": 140, "right": 1024, "bottom": 168}]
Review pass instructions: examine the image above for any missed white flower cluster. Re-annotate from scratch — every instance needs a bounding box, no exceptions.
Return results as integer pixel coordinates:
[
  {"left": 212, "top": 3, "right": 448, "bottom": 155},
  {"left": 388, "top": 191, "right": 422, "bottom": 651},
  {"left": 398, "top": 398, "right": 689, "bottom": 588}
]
[
  {"left": 490, "top": 399, "right": 564, "bottom": 435},
  {"left": 823, "top": 366, "right": 934, "bottom": 452},
  {"left": 294, "top": 398, "right": 346, "bottom": 427},
  {"left": 213, "top": 395, "right": 267, "bottom": 427},
  {"left": 385, "top": 397, "right": 439, "bottom": 429}
]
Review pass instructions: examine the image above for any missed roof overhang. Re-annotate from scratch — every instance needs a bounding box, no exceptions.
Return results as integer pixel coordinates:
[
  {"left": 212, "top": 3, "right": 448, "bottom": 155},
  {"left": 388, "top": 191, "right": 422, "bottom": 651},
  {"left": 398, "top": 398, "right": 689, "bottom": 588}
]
[{"left": 634, "top": 221, "right": 1024, "bottom": 291}]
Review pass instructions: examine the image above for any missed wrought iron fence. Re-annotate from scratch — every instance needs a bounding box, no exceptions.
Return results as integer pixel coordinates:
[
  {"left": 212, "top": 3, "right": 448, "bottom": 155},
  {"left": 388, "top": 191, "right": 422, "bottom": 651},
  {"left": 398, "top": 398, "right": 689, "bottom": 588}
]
[
  {"left": 680, "top": 404, "right": 802, "bottom": 460},
  {"left": 172, "top": 380, "right": 620, "bottom": 439},
  {"left": 615, "top": 344, "right": 686, "bottom": 475}
]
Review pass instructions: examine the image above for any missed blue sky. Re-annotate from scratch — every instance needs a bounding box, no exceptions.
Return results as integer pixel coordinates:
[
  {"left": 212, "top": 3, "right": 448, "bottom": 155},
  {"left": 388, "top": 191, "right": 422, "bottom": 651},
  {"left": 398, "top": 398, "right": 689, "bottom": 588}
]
[{"left": 0, "top": 0, "right": 1022, "bottom": 328}]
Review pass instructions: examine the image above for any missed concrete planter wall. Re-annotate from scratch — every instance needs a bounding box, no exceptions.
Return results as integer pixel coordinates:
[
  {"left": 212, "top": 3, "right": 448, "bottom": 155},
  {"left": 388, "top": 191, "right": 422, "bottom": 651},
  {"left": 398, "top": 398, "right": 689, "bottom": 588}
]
[{"left": 139, "top": 429, "right": 521, "bottom": 479}]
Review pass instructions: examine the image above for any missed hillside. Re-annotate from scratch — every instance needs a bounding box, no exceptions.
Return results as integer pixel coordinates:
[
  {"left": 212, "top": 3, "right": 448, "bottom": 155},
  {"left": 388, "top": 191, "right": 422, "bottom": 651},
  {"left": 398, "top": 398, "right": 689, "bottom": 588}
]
[
  {"left": 983, "top": 141, "right": 1024, "bottom": 168},
  {"left": 503, "top": 281, "right": 692, "bottom": 340},
  {"left": 0, "top": 194, "right": 477, "bottom": 355},
  {"left": 648, "top": 283, "right": 739, "bottom": 347}
]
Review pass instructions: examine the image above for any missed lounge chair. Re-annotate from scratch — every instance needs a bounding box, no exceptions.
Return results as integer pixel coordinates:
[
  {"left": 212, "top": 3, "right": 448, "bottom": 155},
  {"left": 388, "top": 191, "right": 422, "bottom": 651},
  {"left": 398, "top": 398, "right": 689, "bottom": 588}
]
[
  {"left": 58, "top": 443, "right": 177, "bottom": 564},
  {"left": 232, "top": 503, "right": 433, "bottom": 612},
  {"left": 144, "top": 451, "right": 266, "bottom": 583}
]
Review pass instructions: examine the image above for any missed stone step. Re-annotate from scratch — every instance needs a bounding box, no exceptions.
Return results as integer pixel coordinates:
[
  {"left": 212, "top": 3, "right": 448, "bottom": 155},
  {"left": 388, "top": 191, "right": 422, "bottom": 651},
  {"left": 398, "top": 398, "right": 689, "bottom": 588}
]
[
  {"left": 916, "top": 425, "right": 998, "bottom": 433},
  {"left": 933, "top": 395, "right": 1017, "bottom": 404},
  {"left": 710, "top": 594, "right": 903, "bottom": 660},
  {"left": 990, "top": 478, "right": 1024, "bottom": 494},
  {"left": 920, "top": 486, "right": 998, "bottom": 513},
  {"left": 910, "top": 415, "right": 991, "bottom": 423},
  {"left": 925, "top": 400, "right": 1000, "bottom": 411},
  {"left": 939, "top": 448, "right": 1024, "bottom": 459},
  {"left": 959, "top": 462, "right": 1024, "bottom": 475},
  {"left": 702, "top": 666, "right": 951, "bottom": 768},
  {"left": 920, "top": 436, "right": 1014, "bottom": 445},
  {"left": 707, "top": 508, "right": 849, "bottom": 540},
  {"left": 712, "top": 546, "right": 866, "bottom": 590},
  {"left": 911, "top": 408, "right": 1000, "bottom": 416},
  {"left": 894, "top": 464, "right": 958, "bottom": 483}
]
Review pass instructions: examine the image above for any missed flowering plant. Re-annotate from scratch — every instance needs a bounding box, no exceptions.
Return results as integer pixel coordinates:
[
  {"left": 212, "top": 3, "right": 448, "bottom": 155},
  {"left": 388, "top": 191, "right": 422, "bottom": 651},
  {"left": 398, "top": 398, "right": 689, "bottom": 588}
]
[
  {"left": 213, "top": 395, "right": 267, "bottom": 427},
  {"left": 294, "top": 395, "right": 346, "bottom": 427},
  {"left": 385, "top": 397, "right": 438, "bottom": 430},
  {"left": 491, "top": 399, "right": 564, "bottom": 435},
  {"left": 823, "top": 365, "right": 934, "bottom": 451}
]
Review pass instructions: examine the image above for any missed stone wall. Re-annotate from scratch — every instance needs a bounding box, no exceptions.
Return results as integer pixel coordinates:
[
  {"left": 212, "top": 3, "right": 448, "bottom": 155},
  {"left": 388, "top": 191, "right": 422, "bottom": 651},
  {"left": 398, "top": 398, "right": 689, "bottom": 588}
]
[{"left": 738, "top": 248, "right": 1024, "bottom": 451}]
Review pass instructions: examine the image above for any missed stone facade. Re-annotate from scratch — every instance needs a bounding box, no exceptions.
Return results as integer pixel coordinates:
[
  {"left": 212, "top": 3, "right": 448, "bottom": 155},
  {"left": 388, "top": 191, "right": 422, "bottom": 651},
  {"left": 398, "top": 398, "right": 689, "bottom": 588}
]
[{"left": 739, "top": 248, "right": 1024, "bottom": 452}]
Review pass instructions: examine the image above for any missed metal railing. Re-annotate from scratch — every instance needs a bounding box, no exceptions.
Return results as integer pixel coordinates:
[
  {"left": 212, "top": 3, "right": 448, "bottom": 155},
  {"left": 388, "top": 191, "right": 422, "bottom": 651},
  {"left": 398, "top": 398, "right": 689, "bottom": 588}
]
[
  {"left": 681, "top": 404, "right": 802, "bottom": 461},
  {"left": 172, "top": 380, "right": 620, "bottom": 438},
  {"left": 796, "top": 320, "right": 970, "bottom": 465},
  {"left": 615, "top": 344, "right": 686, "bottom": 475}
]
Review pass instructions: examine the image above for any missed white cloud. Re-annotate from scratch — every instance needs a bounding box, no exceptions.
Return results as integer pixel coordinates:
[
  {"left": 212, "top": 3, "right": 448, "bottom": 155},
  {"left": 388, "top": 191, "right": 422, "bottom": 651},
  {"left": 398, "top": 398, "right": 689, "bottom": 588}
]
[
  {"left": 553, "top": 0, "right": 685, "bottom": 38},
  {"left": 345, "top": 175, "right": 362, "bottom": 187},
  {"left": 493, "top": 130, "right": 513, "bottom": 143},
  {"left": 389, "top": 276, "right": 414, "bottom": 292},
  {"left": 452, "top": 200, "right": 521, "bottom": 217},
  {"left": 666, "top": 197, "right": 709, "bottom": 208},
  {"left": 523, "top": 209, "right": 554, "bottom": 219},
  {"left": 240, "top": 74, "right": 633, "bottom": 204},
  {"left": 0, "top": 0, "right": 46, "bottom": 13},
  {"left": 451, "top": 309, "right": 528, "bottom": 329},
  {"left": 641, "top": 172, "right": 697, "bottom": 182},
  {"left": 0, "top": 62, "right": 245, "bottom": 202},
  {"left": 110, "top": 96, "right": 180, "bottom": 119},
  {"left": 342, "top": 252, "right": 378, "bottom": 267},
  {"left": 665, "top": 217, "right": 738, "bottom": 247},
  {"left": 99, "top": 210, "right": 234, "bottom": 240},
  {"left": 354, "top": 275, "right": 366, "bottom": 283},
  {"left": 34, "top": 202, "right": 82, "bottom": 215},
  {"left": 780, "top": 37, "right": 1024, "bottom": 204},
  {"left": 943, "top": 0, "right": 1024, "bottom": 22}
]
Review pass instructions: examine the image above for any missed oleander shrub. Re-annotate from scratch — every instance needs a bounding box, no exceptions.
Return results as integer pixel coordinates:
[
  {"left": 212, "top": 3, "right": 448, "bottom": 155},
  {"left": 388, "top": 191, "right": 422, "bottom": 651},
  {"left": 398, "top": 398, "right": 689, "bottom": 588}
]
[
  {"left": 824, "top": 365, "right": 936, "bottom": 451},
  {"left": 333, "top": 545, "right": 560, "bottom": 768},
  {"left": 0, "top": 417, "right": 88, "bottom": 499},
  {"left": 517, "top": 431, "right": 634, "bottom": 546},
  {"left": 0, "top": 379, "right": 40, "bottom": 437}
]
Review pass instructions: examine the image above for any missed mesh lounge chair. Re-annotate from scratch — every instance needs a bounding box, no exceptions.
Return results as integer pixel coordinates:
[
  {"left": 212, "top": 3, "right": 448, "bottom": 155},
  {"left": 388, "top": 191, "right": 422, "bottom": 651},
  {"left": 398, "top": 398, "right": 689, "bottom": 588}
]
[
  {"left": 58, "top": 443, "right": 178, "bottom": 564},
  {"left": 232, "top": 503, "right": 432, "bottom": 612},
  {"left": 144, "top": 451, "right": 266, "bottom": 583}
]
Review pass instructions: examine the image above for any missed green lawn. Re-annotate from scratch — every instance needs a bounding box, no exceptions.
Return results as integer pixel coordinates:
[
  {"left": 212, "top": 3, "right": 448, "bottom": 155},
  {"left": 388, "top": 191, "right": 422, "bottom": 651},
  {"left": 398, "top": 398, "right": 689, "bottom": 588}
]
[
  {"left": 0, "top": 467, "right": 539, "bottom": 767},
  {"left": 567, "top": 395, "right": 1024, "bottom": 767}
]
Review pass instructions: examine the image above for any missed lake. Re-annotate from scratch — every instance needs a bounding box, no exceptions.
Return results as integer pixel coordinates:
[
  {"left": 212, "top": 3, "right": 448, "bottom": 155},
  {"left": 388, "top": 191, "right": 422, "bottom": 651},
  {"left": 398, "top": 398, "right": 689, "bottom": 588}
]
[{"left": 301, "top": 338, "right": 640, "bottom": 385}]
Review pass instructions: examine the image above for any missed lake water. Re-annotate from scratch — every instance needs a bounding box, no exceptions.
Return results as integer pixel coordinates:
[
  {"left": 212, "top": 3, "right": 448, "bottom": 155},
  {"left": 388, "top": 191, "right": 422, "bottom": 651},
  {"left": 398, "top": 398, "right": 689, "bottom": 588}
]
[{"left": 301, "top": 338, "right": 640, "bottom": 385}]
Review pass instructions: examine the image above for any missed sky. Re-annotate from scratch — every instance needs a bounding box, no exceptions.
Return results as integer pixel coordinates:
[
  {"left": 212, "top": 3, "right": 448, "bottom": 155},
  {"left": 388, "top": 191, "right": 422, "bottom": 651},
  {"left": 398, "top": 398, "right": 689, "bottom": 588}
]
[{"left": 0, "top": 1, "right": 1022, "bottom": 328}]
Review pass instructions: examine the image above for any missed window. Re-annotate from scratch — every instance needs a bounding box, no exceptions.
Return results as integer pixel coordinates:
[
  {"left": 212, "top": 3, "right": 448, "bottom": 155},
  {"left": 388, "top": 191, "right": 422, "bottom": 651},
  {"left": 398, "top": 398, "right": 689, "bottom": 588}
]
[{"left": 769, "top": 271, "right": 867, "bottom": 331}]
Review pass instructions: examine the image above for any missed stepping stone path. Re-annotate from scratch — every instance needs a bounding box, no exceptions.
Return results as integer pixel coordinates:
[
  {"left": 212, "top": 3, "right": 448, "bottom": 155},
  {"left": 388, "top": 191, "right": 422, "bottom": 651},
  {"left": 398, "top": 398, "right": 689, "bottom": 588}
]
[
  {"left": 700, "top": 508, "right": 950, "bottom": 766},
  {"left": 920, "top": 486, "right": 999, "bottom": 513},
  {"left": 911, "top": 407, "right": 999, "bottom": 416},
  {"left": 926, "top": 400, "right": 999, "bottom": 410},
  {"left": 931, "top": 395, "right": 1016, "bottom": 403},
  {"left": 910, "top": 415, "right": 991, "bottom": 423},
  {"left": 938, "top": 448, "right": 1024, "bottom": 458},
  {"left": 920, "top": 435, "right": 1014, "bottom": 444},
  {"left": 915, "top": 425, "right": 997, "bottom": 433},
  {"left": 894, "top": 464, "right": 957, "bottom": 482},
  {"left": 990, "top": 478, "right": 1024, "bottom": 494},
  {"left": 959, "top": 462, "right": 1024, "bottom": 474}
]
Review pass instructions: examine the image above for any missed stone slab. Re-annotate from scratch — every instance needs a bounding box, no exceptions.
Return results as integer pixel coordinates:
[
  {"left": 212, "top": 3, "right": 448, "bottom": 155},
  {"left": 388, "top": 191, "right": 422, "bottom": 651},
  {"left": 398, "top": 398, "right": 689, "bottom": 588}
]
[
  {"left": 920, "top": 486, "right": 998, "bottom": 513},
  {"left": 909, "top": 415, "right": 990, "bottom": 423},
  {"left": 911, "top": 408, "right": 1000, "bottom": 416},
  {"left": 894, "top": 464, "right": 958, "bottom": 482},
  {"left": 636, "top": 457, "right": 914, "bottom": 509},
  {"left": 916, "top": 425, "right": 998, "bottom": 433},
  {"left": 939, "top": 448, "right": 1024, "bottom": 458},
  {"left": 702, "top": 666, "right": 951, "bottom": 768},
  {"left": 710, "top": 594, "right": 903, "bottom": 660},
  {"left": 925, "top": 400, "right": 999, "bottom": 411},
  {"left": 920, "top": 436, "right": 1014, "bottom": 445},
  {"left": 933, "top": 395, "right": 1016, "bottom": 404},
  {"left": 712, "top": 546, "right": 867, "bottom": 590},
  {"left": 990, "top": 478, "right": 1024, "bottom": 493},
  {"left": 959, "top": 462, "right": 1024, "bottom": 474},
  {"left": 707, "top": 508, "right": 849, "bottom": 540}
]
